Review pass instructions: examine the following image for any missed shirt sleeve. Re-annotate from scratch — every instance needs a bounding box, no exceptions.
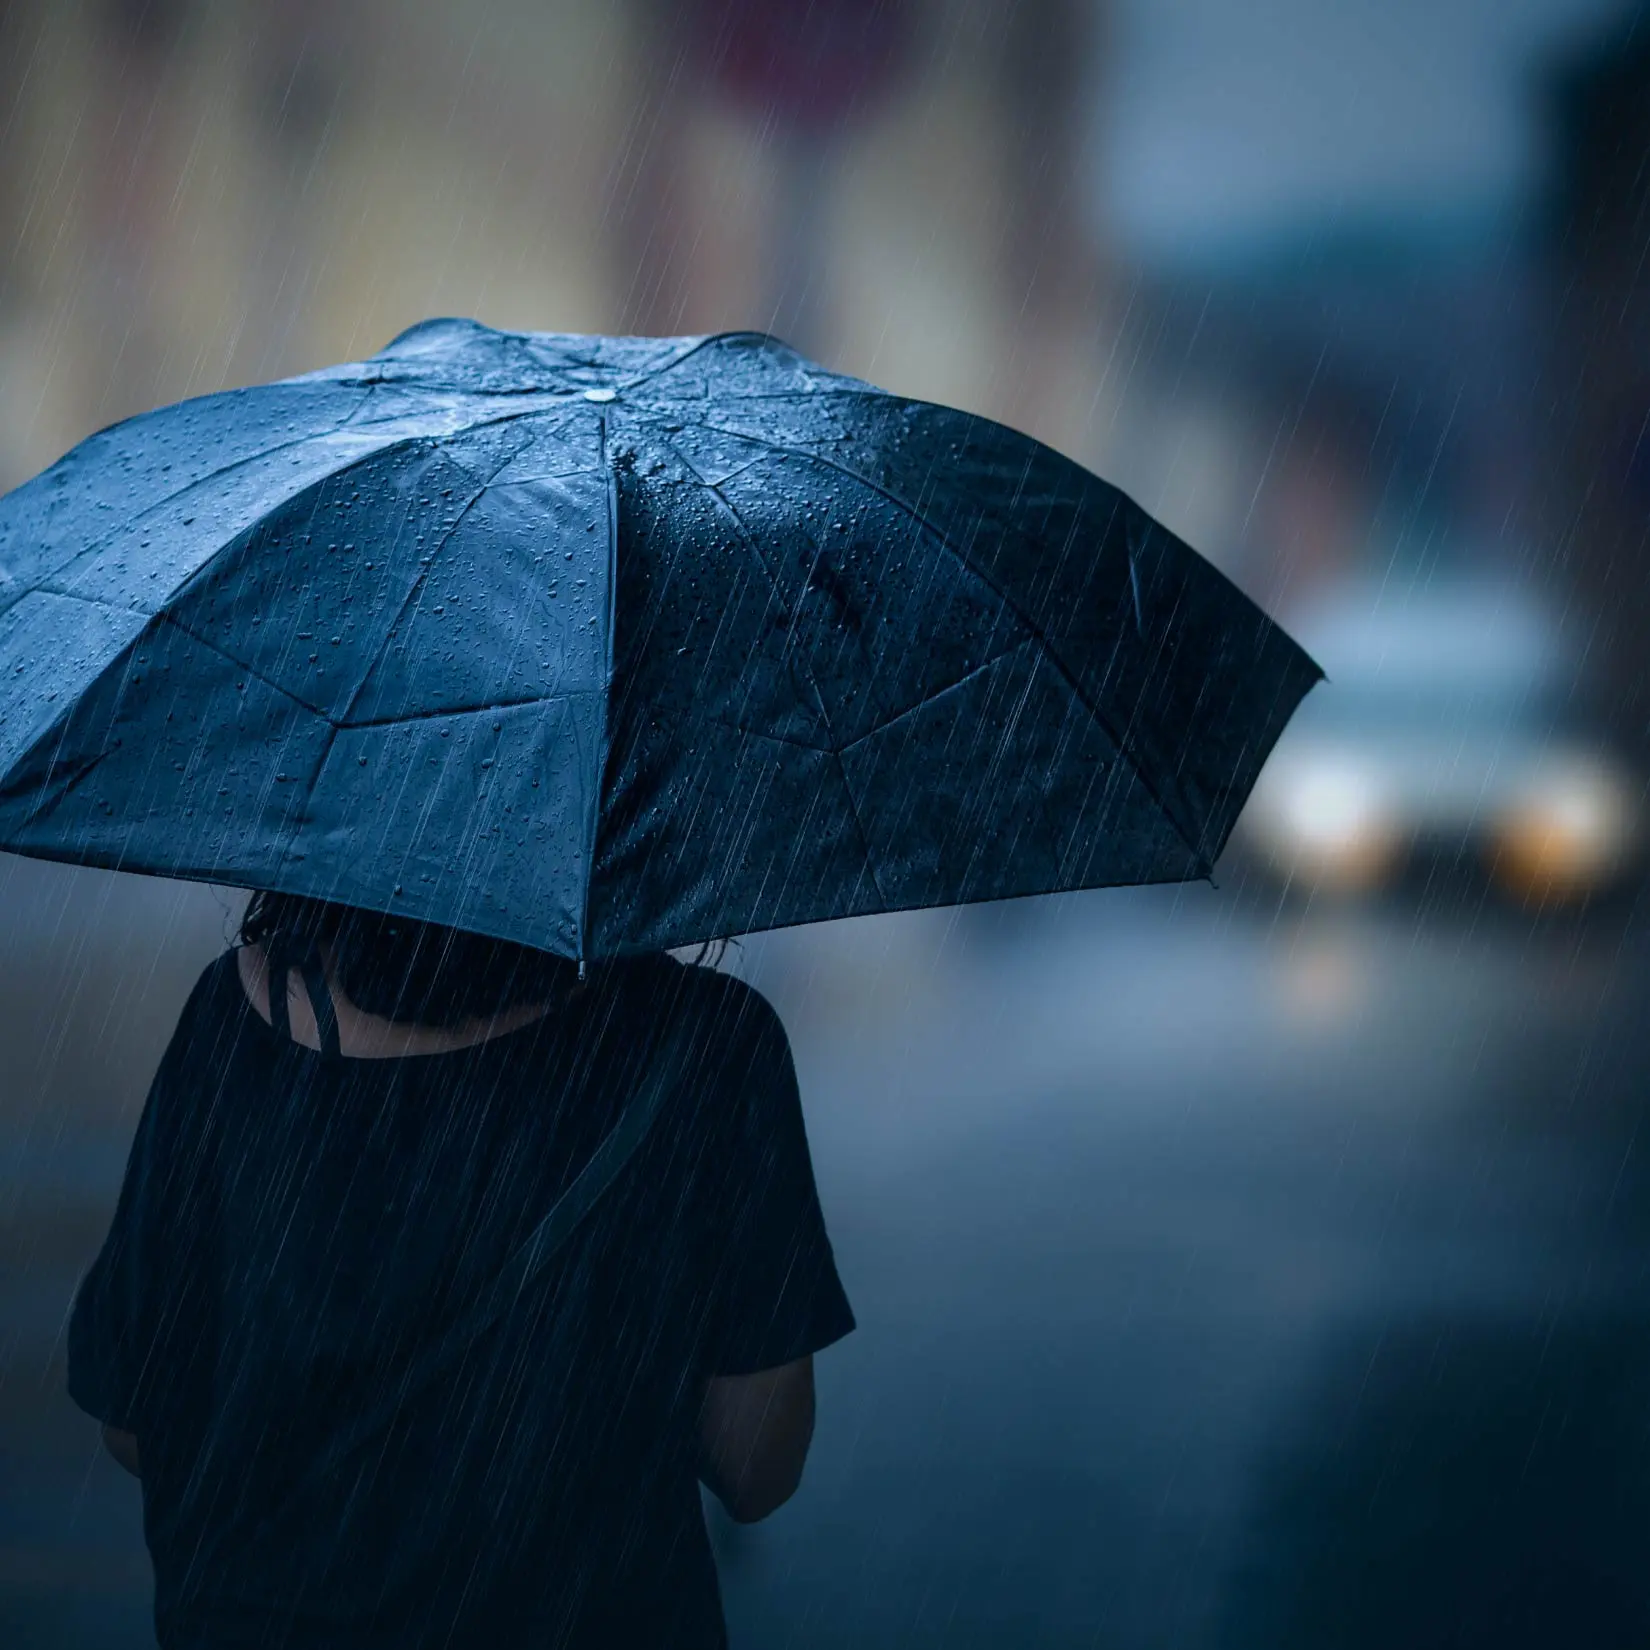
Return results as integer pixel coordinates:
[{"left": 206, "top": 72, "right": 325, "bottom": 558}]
[
  {"left": 67, "top": 1087, "right": 168, "bottom": 1431},
  {"left": 701, "top": 984, "right": 856, "bottom": 1378},
  {"left": 66, "top": 960, "right": 218, "bottom": 1433}
]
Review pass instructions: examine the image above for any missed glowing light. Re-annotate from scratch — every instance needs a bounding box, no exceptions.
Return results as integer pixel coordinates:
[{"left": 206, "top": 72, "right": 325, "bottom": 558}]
[
  {"left": 1492, "top": 761, "right": 1636, "bottom": 900},
  {"left": 1249, "top": 759, "right": 1398, "bottom": 890}
]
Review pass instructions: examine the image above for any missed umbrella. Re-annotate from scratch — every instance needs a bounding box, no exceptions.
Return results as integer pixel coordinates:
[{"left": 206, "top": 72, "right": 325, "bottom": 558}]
[{"left": 0, "top": 318, "right": 1320, "bottom": 959}]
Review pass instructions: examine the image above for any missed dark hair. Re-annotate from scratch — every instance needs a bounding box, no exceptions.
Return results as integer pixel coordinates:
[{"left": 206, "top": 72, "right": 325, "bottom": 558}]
[{"left": 238, "top": 892, "right": 584, "bottom": 1027}]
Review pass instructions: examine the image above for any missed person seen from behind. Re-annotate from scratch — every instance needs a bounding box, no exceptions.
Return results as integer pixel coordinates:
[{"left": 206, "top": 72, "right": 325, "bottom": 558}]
[{"left": 67, "top": 894, "right": 855, "bottom": 1648}]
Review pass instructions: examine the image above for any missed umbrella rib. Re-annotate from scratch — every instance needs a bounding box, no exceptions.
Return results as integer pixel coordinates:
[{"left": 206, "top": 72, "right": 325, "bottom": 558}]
[
  {"left": 22, "top": 387, "right": 382, "bottom": 599},
  {"left": 652, "top": 384, "right": 884, "bottom": 405},
  {"left": 649, "top": 430, "right": 834, "bottom": 742},
  {"left": 692, "top": 716, "right": 837, "bottom": 752},
  {"left": 652, "top": 432, "right": 890, "bottom": 910},
  {"left": 690, "top": 639, "right": 1034, "bottom": 755},
  {"left": 829, "top": 750, "right": 889, "bottom": 913},
  {"left": 586, "top": 413, "right": 618, "bottom": 967},
  {"left": 287, "top": 718, "right": 340, "bottom": 876},
  {"left": 832, "top": 639, "right": 1037, "bottom": 755},
  {"left": 341, "top": 690, "right": 599, "bottom": 731},
  {"left": 32, "top": 607, "right": 342, "bottom": 879},
  {"left": 623, "top": 331, "right": 781, "bottom": 391},
  {"left": 621, "top": 333, "right": 883, "bottom": 400},
  {"left": 335, "top": 440, "right": 534, "bottom": 728},
  {"left": 687, "top": 424, "right": 1211, "bottom": 872},
  {"left": 0, "top": 729, "right": 110, "bottom": 818},
  {"left": 158, "top": 600, "right": 597, "bottom": 730},
  {"left": 23, "top": 396, "right": 578, "bottom": 624},
  {"left": 150, "top": 612, "right": 316, "bottom": 709},
  {"left": 21, "top": 583, "right": 134, "bottom": 614}
]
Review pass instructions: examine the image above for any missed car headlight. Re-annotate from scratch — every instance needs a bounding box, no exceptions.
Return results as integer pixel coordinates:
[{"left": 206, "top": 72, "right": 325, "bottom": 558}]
[
  {"left": 1492, "top": 758, "right": 1637, "bottom": 898},
  {"left": 1245, "top": 759, "right": 1399, "bottom": 890}
]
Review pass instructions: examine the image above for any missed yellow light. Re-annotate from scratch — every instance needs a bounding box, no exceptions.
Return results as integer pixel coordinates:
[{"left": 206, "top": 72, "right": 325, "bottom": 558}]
[{"left": 1492, "top": 765, "right": 1635, "bottom": 900}]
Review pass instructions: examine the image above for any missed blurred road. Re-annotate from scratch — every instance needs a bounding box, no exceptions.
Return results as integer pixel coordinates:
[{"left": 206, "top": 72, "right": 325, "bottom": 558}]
[
  {"left": 722, "top": 886, "right": 1650, "bottom": 1649},
  {"left": 3, "top": 870, "right": 1648, "bottom": 1646}
]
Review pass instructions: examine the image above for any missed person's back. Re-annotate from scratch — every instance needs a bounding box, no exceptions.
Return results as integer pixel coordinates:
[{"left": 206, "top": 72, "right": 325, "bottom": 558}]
[{"left": 67, "top": 904, "right": 854, "bottom": 1648}]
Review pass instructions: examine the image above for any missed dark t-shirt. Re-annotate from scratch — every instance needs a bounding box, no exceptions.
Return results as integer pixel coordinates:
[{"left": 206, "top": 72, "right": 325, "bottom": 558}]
[{"left": 67, "top": 949, "right": 854, "bottom": 1650}]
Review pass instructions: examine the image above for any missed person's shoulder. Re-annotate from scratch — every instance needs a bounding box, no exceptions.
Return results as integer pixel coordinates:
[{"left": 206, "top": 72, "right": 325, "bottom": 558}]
[
  {"left": 142, "top": 946, "right": 235, "bottom": 1040},
  {"left": 126, "top": 949, "right": 245, "bottom": 1134},
  {"left": 664, "top": 953, "right": 786, "bottom": 1026},
  {"left": 187, "top": 947, "right": 246, "bottom": 1024},
  {"left": 153, "top": 949, "right": 252, "bottom": 1068},
  {"left": 613, "top": 952, "right": 791, "bottom": 1057}
]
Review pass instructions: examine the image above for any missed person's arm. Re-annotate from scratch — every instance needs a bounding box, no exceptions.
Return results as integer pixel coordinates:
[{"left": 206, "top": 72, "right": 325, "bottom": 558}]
[
  {"left": 697, "top": 1355, "right": 815, "bottom": 1522},
  {"left": 102, "top": 1426, "right": 141, "bottom": 1478},
  {"left": 68, "top": 957, "right": 220, "bottom": 1470},
  {"left": 695, "top": 978, "right": 854, "bottom": 1520}
]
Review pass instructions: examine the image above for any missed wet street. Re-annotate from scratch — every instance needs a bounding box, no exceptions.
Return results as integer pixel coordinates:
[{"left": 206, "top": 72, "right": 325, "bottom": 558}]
[
  {"left": 4, "top": 868, "right": 1648, "bottom": 1646},
  {"left": 722, "top": 885, "right": 1650, "bottom": 1648}
]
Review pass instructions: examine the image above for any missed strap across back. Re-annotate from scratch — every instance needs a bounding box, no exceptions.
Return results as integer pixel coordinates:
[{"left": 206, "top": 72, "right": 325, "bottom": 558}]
[{"left": 265, "top": 930, "right": 342, "bottom": 1061}]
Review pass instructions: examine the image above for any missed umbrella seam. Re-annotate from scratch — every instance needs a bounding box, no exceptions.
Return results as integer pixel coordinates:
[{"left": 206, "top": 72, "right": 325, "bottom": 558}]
[
  {"left": 621, "top": 331, "right": 788, "bottom": 392},
  {"left": 335, "top": 378, "right": 383, "bottom": 427},
  {"left": 361, "top": 325, "right": 873, "bottom": 400},
  {"left": 25, "top": 387, "right": 382, "bottom": 598},
  {"left": 652, "top": 430, "right": 889, "bottom": 908},
  {"left": 834, "top": 638, "right": 1039, "bottom": 755},
  {"left": 162, "top": 432, "right": 439, "bottom": 620},
  {"left": 683, "top": 423, "right": 1212, "bottom": 873},
  {"left": 23, "top": 584, "right": 141, "bottom": 615},
  {"left": 159, "top": 607, "right": 604, "bottom": 727},
  {"left": 649, "top": 430, "right": 837, "bottom": 738},
  {"left": 638, "top": 385, "right": 885, "bottom": 407},
  {"left": 691, "top": 717, "right": 827, "bottom": 753},
  {"left": 357, "top": 333, "right": 790, "bottom": 400},
  {"left": 335, "top": 441, "right": 533, "bottom": 728},
  {"left": 40, "top": 405, "right": 590, "bottom": 641},
  {"left": 285, "top": 719, "right": 340, "bottom": 879},
  {"left": 141, "top": 613, "right": 318, "bottom": 712},
  {"left": 339, "top": 690, "right": 604, "bottom": 730},
  {"left": 0, "top": 730, "right": 110, "bottom": 820},
  {"left": 683, "top": 640, "right": 1033, "bottom": 756},
  {"left": 581, "top": 415, "right": 618, "bottom": 965},
  {"left": 831, "top": 751, "right": 889, "bottom": 913}
]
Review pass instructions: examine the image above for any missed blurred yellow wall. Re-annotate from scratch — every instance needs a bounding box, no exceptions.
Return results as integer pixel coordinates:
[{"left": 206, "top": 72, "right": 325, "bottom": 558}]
[{"left": 0, "top": 0, "right": 1117, "bottom": 490}]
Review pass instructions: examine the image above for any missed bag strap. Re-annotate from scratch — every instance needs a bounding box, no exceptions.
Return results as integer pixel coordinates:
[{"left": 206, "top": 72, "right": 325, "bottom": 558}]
[
  {"left": 265, "top": 931, "right": 342, "bottom": 1061},
  {"left": 252, "top": 1013, "right": 694, "bottom": 1511}
]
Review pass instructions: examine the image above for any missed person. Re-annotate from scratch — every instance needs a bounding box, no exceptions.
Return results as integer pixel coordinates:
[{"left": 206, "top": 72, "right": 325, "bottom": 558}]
[{"left": 66, "top": 893, "right": 855, "bottom": 1649}]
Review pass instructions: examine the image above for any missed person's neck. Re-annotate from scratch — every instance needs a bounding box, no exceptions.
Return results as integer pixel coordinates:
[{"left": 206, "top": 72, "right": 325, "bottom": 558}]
[{"left": 237, "top": 941, "right": 558, "bottom": 1060}]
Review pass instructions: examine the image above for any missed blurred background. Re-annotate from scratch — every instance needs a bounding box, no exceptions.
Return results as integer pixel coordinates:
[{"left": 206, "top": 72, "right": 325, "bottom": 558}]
[{"left": 3, "top": 0, "right": 1650, "bottom": 1644}]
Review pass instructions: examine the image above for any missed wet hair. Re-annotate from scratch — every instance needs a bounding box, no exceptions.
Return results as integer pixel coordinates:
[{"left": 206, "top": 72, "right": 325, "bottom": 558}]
[{"left": 238, "top": 892, "right": 583, "bottom": 1027}]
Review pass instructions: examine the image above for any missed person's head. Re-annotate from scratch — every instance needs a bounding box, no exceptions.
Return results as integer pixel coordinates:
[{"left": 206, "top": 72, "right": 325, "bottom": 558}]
[{"left": 238, "top": 892, "right": 582, "bottom": 1027}]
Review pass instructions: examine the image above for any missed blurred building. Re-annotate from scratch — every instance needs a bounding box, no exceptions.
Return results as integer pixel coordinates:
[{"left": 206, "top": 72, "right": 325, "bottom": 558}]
[{"left": 0, "top": 0, "right": 1122, "bottom": 496}]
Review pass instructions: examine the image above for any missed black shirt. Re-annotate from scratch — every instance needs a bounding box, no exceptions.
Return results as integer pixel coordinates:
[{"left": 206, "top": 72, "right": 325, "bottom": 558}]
[{"left": 67, "top": 949, "right": 854, "bottom": 1649}]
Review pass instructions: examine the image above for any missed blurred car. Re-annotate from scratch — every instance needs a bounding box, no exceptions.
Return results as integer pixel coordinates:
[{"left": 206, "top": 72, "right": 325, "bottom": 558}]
[{"left": 1234, "top": 573, "right": 1640, "bottom": 903}]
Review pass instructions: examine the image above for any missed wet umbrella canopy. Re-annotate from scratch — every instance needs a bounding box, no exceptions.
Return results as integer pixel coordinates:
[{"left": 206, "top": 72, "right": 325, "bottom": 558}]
[{"left": 0, "top": 319, "right": 1319, "bottom": 958}]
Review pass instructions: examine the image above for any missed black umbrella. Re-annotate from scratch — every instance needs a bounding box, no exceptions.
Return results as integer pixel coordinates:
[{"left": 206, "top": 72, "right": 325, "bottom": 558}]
[{"left": 0, "top": 319, "right": 1319, "bottom": 958}]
